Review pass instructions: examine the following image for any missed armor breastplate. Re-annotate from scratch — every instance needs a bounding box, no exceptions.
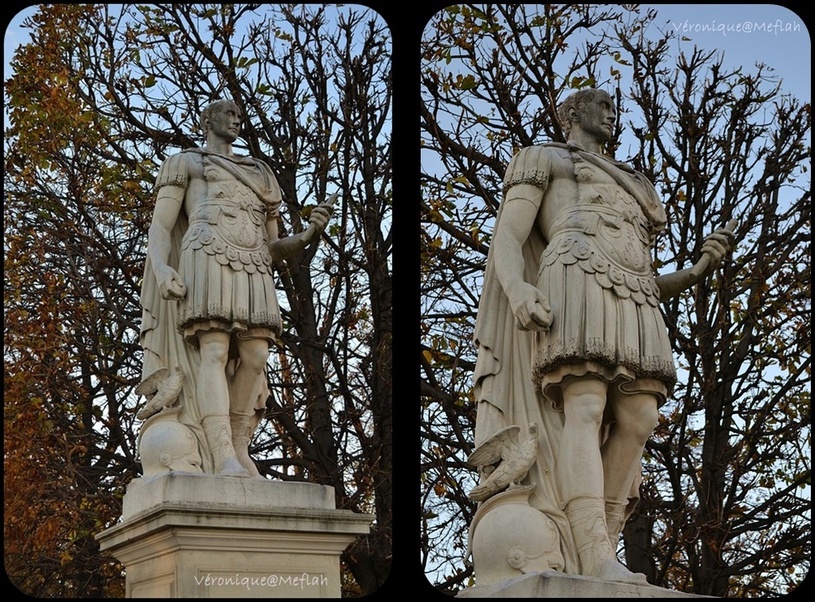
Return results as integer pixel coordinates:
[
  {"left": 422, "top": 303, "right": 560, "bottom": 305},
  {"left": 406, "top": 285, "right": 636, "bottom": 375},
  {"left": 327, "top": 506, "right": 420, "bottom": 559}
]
[
  {"left": 182, "top": 178, "right": 273, "bottom": 275},
  {"left": 540, "top": 181, "right": 660, "bottom": 306}
]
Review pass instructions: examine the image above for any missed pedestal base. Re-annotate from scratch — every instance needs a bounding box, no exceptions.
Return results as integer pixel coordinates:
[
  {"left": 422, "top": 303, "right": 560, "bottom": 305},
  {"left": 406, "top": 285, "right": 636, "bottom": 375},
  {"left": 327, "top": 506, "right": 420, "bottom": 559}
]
[
  {"left": 96, "top": 473, "right": 372, "bottom": 598},
  {"left": 456, "top": 571, "right": 715, "bottom": 598}
]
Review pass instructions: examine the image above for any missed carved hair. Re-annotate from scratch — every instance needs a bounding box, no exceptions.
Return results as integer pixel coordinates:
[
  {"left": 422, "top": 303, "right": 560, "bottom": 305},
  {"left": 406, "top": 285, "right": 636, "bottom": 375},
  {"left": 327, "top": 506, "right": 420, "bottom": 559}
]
[
  {"left": 557, "top": 88, "right": 613, "bottom": 136},
  {"left": 200, "top": 99, "right": 240, "bottom": 134}
]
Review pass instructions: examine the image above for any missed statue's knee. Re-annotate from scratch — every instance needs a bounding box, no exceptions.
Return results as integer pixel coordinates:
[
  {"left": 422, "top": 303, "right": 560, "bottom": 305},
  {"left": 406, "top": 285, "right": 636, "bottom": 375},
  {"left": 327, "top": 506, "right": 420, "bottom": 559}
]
[
  {"left": 616, "top": 403, "right": 659, "bottom": 443},
  {"left": 562, "top": 377, "right": 607, "bottom": 428},
  {"left": 239, "top": 340, "right": 269, "bottom": 374},
  {"left": 565, "top": 394, "right": 605, "bottom": 428},
  {"left": 199, "top": 339, "right": 230, "bottom": 368},
  {"left": 637, "top": 404, "right": 660, "bottom": 440}
]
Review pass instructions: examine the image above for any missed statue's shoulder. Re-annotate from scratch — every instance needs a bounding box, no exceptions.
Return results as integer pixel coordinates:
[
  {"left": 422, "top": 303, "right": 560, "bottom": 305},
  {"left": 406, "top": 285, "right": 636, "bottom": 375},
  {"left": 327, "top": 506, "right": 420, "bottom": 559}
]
[
  {"left": 532, "top": 142, "right": 570, "bottom": 151},
  {"left": 243, "top": 155, "right": 281, "bottom": 191},
  {"left": 516, "top": 142, "right": 570, "bottom": 152},
  {"left": 178, "top": 148, "right": 208, "bottom": 165},
  {"left": 249, "top": 155, "right": 275, "bottom": 176},
  {"left": 154, "top": 150, "right": 198, "bottom": 189},
  {"left": 507, "top": 143, "right": 570, "bottom": 167},
  {"left": 159, "top": 149, "right": 203, "bottom": 169},
  {"left": 504, "top": 143, "right": 569, "bottom": 192}
]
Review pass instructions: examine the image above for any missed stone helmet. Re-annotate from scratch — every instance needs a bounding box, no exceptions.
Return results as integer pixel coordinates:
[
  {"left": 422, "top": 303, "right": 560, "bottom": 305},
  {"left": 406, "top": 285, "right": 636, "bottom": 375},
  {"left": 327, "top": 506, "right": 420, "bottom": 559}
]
[
  {"left": 469, "top": 485, "right": 565, "bottom": 586},
  {"left": 138, "top": 408, "right": 203, "bottom": 476}
]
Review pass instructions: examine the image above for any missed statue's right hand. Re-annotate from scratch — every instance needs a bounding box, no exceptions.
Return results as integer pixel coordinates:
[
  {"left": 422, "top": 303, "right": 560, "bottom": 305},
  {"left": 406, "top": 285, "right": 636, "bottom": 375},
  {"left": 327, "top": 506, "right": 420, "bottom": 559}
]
[
  {"left": 155, "top": 265, "right": 187, "bottom": 300},
  {"left": 509, "top": 284, "right": 553, "bottom": 332}
]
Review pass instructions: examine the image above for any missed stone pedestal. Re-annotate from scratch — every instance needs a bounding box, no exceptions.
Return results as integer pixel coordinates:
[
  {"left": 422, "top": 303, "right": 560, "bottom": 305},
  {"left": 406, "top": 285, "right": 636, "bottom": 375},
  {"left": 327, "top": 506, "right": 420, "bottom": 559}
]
[
  {"left": 96, "top": 473, "right": 372, "bottom": 598},
  {"left": 456, "top": 571, "right": 714, "bottom": 598}
]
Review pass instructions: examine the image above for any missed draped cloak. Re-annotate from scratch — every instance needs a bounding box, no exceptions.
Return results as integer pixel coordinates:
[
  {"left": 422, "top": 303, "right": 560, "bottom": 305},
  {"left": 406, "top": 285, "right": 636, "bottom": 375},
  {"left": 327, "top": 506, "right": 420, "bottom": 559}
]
[
  {"left": 472, "top": 142, "right": 674, "bottom": 573},
  {"left": 139, "top": 149, "right": 282, "bottom": 473}
]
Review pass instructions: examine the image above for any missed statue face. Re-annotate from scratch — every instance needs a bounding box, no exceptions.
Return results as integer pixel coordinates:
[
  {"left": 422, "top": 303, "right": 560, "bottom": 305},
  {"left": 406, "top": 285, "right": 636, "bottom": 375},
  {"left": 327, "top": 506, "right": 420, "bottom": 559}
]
[
  {"left": 575, "top": 93, "right": 616, "bottom": 143},
  {"left": 208, "top": 102, "right": 243, "bottom": 142}
]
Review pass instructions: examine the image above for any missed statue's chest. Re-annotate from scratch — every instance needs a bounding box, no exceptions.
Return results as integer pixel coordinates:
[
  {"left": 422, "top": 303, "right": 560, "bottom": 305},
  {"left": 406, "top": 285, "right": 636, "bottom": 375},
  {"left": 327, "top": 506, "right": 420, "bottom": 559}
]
[
  {"left": 186, "top": 163, "right": 269, "bottom": 253},
  {"left": 547, "top": 159, "right": 654, "bottom": 275}
]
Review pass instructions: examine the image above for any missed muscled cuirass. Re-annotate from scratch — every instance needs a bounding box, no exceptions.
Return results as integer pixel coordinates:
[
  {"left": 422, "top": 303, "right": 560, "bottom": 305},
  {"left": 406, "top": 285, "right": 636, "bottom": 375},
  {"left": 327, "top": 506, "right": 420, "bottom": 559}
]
[
  {"left": 540, "top": 159, "right": 661, "bottom": 307},
  {"left": 182, "top": 164, "right": 274, "bottom": 275}
]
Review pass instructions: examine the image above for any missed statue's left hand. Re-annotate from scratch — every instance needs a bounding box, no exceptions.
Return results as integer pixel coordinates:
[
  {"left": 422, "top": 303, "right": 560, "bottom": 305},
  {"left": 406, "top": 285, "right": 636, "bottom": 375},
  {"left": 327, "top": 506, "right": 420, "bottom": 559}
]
[
  {"left": 309, "top": 202, "right": 333, "bottom": 232},
  {"left": 304, "top": 196, "right": 336, "bottom": 243},
  {"left": 695, "top": 224, "right": 736, "bottom": 277}
]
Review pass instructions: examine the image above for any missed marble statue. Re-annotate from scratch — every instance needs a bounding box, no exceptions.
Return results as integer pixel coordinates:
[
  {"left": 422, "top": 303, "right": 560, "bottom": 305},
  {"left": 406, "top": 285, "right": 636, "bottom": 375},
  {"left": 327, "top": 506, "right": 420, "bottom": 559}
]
[
  {"left": 137, "top": 99, "right": 333, "bottom": 478},
  {"left": 469, "top": 88, "right": 734, "bottom": 586}
]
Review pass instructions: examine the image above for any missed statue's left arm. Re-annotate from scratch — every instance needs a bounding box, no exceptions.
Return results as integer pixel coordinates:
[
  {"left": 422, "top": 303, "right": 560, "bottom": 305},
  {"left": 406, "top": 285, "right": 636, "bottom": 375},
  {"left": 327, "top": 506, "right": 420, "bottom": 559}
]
[
  {"left": 256, "top": 159, "right": 334, "bottom": 261},
  {"left": 655, "top": 222, "right": 736, "bottom": 301},
  {"left": 267, "top": 198, "right": 334, "bottom": 261}
]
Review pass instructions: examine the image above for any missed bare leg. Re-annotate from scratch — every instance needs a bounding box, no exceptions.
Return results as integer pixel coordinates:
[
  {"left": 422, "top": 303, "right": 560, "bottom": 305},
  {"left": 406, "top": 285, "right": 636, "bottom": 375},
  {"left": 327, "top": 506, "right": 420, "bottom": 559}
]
[
  {"left": 559, "top": 376, "right": 648, "bottom": 584},
  {"left": 197, "top": 330, "right": 232, "bottom": 417},
  {"left": 602, "top": 392, "right": 659, "bottom": 506},
  {"left": 557, "top": 376, "right": 607, "bottom": 503},
  {"left": 197, "top": 330, "right": 248, "bottom": 476},
  {"left": 228, "top": 336, "right": 269, "bottom": 478},
  {"left": 601, "top": 391, "right": 658, "bottom": 545},
  {"left": 228, "top": 336, "right": 270, "bottom": 416}
]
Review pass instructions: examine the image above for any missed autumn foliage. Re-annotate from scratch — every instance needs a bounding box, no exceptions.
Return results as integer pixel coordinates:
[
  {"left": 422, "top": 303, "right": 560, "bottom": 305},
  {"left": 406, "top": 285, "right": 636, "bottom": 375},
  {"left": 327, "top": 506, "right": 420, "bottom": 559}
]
[
  {"left": 5, "top": 4, "right": 391, "bottom": 597},
  {"left": 419, "top": 5, "right": 810, "bottom": 597}
]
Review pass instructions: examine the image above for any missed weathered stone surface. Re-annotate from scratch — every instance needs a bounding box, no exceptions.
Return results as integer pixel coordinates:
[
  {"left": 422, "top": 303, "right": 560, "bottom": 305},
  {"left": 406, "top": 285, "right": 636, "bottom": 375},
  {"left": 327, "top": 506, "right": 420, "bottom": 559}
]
[
  {"left": 97, "top": 100, "right": 362, "bottom": 599},
  {"left": 121, "top": 472, "right": 337, "bottom": 517},
  {"left": 137, "top": 99, "right": 334, "bottom": 477},
  {"left": 457, "top": 571, "right": 715, "bottom": 598},
  {"left": 97, "top": 474, "right": 373, "bottom": 598}
]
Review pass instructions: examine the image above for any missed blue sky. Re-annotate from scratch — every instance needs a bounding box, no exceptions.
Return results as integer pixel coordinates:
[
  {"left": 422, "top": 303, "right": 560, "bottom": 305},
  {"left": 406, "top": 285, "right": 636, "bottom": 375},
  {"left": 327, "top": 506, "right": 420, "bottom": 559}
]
[
  {"left": 5, "top": 4, "right": 809, "bottom": 98},
  {"left": 5, "top": 5, "right": 811, "bottom": 91},
  {"left": 640, "top": 4, "right": 810, "bottom": 101},
  {"left": 4, "top": 4, "right": 810, "bottom": 162},
  {"left": 3, "top": 4, "right": 37, "bottom": 81}
]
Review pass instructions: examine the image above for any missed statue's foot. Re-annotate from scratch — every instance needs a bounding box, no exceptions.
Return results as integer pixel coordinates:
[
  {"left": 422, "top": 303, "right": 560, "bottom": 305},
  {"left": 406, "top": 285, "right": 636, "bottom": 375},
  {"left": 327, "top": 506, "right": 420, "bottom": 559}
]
[
  {"left": 230, "top": 414, "right": 263, "bottom": 478},
  {"left": 217, "top": 456, "right": 250, "bottom": 477},
  {"left": 235, "top": 450, "right": 263, "bottom": 479},
  {"left": 593, "top": 558, "right": 649, "bottom": 585},
  {"left": 202, "top": 415, "right": 252, "bottom": 477}
]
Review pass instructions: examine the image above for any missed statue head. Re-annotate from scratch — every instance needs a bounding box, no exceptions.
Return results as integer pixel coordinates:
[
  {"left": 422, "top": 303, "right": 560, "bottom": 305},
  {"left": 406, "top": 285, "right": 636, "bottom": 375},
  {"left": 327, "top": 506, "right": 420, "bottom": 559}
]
[
  {"left": 200, "top": 99, "right": 242, "bottom": 141},
  {"left": 558, "top": 88, "right": 615, "bottom": 140},
  {"left": 138, "top": 410, "right": 203, "bottom": 476}
]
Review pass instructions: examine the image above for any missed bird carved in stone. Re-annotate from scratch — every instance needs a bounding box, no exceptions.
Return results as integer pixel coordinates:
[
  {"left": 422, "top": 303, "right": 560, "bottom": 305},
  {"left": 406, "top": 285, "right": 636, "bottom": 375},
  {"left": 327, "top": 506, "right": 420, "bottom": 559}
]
[
  {"left": 135, "top": 366, "right": 184, "bottom": 420},
  {"left": 467, "top": 423, "right": 539, "bottom": 502}
]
